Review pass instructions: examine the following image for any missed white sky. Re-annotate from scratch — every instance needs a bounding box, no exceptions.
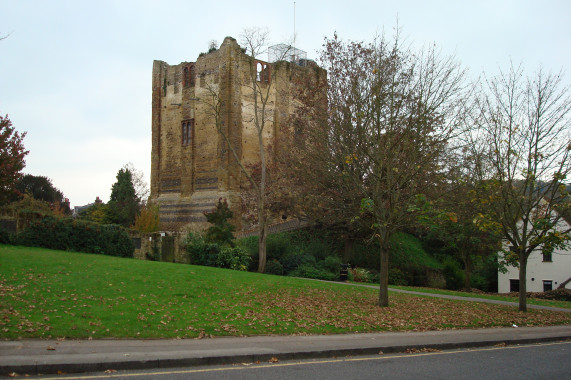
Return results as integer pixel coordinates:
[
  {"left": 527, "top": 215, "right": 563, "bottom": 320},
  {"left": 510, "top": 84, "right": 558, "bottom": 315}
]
[{"left": 1, "top": 0, "right": 570, "bottom": 207}]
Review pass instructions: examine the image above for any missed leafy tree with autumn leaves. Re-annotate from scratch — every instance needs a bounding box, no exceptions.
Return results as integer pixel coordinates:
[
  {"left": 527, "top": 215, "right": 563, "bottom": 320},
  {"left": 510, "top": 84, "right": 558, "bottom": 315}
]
[
  {"left": 133, "top": 202, "right": 159, "bottom": 233},
  {"left": 289, "top": 33, "right": 468, "bottom": 307},
  {"left": 13, "top": 174, "right": 70, "bottom": 215},
  {"left": 0, "top": 114, "right": 28, "bottom": 204}
]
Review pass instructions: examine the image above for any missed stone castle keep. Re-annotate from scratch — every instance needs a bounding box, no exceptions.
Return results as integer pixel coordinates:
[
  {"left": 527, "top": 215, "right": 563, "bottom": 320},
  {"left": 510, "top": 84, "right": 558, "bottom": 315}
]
[{"left": 150, "top": 36, "right": 321, "bottom": 230}]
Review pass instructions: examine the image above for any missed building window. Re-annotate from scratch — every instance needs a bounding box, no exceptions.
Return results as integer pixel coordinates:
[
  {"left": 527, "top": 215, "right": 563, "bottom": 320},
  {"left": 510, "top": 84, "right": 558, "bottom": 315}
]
[
  {"left": 256, "top": 61, "right": 270, "bottom": 84},
  {"left": 509, "top": 279, "right": 519, "bottom": 293},
  {"left": 543, "top": 280, "right": 553, "bottom": 292},
  {"left": 182, "top": 119, "right": 194, "bottom": 146},
  {"left": 183, "top": 64, "right": 195, "bottom": 88},
  {"left": 542, "top": 251, "right": 552, "bottom": 262},
  {"left": 183, "top": 67, "right": 189, "bottom": 87}
]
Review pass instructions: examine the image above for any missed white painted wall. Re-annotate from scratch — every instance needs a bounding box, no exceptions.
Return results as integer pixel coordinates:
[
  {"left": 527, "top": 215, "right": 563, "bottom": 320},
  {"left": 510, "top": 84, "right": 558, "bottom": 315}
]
[{"left": 498, "top": 217, "right": 571, "bottom": 293}]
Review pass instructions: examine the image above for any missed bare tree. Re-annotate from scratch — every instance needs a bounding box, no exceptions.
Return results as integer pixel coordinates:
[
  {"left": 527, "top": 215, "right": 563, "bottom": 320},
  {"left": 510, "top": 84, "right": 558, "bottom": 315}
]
[
  {"left": 201, "top": 28, "right": 291, "bottom": 273},
  {"left": 472, "top": 64, "right": 571, "bottom": 311},
  {"left": 122, "top": 162, "right": 149, "bottom": 205},
  {"left": 291, "top": 32, "right": 467, "bottom": 307}
]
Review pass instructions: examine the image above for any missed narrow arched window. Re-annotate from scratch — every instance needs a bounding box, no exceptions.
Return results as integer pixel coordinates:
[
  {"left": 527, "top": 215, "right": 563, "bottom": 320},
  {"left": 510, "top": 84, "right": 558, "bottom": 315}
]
[
  {"left": 182, "top": 119, "right": 194, "bottom": 146},
  {"left": 183, "top": 67, "right": 189, "bottom": 88}
]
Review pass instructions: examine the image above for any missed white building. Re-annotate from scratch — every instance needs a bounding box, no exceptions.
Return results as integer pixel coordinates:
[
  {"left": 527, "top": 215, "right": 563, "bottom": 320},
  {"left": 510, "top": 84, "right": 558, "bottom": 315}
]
[{"left": 498, "top": 216, "right": 571, "bottom": 293}]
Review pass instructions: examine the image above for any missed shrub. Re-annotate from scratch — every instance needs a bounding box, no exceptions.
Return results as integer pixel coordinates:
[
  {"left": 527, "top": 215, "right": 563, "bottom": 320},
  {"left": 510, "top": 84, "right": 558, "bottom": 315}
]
[
  {"left": 442, "top": 258, "right": 465, "bottom": 290},
  {"left": 236, "top": 236, "right": 259, "bottom": 270},
  {"left": 280, "top": 252, "right": 305, "bottom": 274},
  {"left": 267, "top": 232, "right": 292, "bottom": 260},
  {"left": 265, "top": 259, "right": 284, "bottom": 275},
  {"left": 389, "top": 268, "right": 408, "bottom": 285},
  {"left": 204, "top": 198, "right": 236, "bottom": 246},
  {"left": 349, "top": 267, "right": 372, "bottom": 283},
  {"left": 304, "top": 239, "right": 330, "bottom": 260},
  {"left": 322, "top": 255, "right": 342, "bottom": 274},
  {"left": 0, "top": 226, "right": 12, "bottom": 244},
  {"left": 15, "top": 216, "right": 133, "bottom": 257},
  {"left": 535, "top": 288, "right": 571, "bottom": 301},
  {"left": 185, "top": 232, "right": 219, "bottom": 267},
  {"left": 186, "top": 232, "right": 249, "bottom": 271},
  {"left": 288, "top": 264, "right": 337, "bottom": 281},
  {"left": 216, "top": 246, "right": 251, "bottom": 271}
]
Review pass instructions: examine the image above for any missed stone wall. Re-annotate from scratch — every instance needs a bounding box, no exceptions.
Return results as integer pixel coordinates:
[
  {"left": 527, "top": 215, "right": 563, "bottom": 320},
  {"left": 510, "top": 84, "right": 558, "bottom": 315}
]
[
  {"left": 132, "top": 231, "right": 189, "bottom": 264},
  {"left": 151, "top": 36, "right": 325, "bottom": 232}
]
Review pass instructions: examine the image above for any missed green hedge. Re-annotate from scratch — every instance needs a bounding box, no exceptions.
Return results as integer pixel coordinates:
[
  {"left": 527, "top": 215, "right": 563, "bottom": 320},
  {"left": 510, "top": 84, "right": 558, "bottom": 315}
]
[
  {"left": 15, "top": 216, "right": 134, "bottom": 258},
  {"left": 186, "top": 232, "right": 251, "bottom": 271}
]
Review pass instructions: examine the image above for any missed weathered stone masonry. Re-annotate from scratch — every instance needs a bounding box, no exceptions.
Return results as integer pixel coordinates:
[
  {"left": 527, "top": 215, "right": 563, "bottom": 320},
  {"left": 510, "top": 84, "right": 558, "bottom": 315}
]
[{"left": 151, "top": 36, "right": 322, "bottom": 231}]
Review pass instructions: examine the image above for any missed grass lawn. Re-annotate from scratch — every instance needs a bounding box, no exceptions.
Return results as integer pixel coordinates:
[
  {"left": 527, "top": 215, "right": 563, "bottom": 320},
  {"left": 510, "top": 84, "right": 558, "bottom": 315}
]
[
  {"left": 389, "top": 285, "right": 571, "bottom": 309},
  {"left": 1, "top": 245, "right": 569, "bottom": 340}
]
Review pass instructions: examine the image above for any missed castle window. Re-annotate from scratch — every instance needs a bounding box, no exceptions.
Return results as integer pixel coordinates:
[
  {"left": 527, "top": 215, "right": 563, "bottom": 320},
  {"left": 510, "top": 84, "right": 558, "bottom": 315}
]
[
  {"left": 256, "top": 61, "right": 270, "bottom": 84},
  {"left": 183, "top": 67, "right": 189, "bottom": 87},
  {"left": 182, "top": 119, "right": 194, "bottom": 146},
  {"left": 183, "top": 64, "right": 195, "bottom": 87}
]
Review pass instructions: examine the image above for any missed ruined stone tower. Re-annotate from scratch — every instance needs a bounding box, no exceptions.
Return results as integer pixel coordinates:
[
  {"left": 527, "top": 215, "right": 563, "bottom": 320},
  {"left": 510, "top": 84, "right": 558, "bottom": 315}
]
[{"left": 150, "top": 36, "right": 321, "bottom": 231}]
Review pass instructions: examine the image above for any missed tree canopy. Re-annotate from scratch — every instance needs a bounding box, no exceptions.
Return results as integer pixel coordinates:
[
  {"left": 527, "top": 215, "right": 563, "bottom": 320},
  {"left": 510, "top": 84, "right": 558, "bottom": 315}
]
[
  {"left": 0, "top": 114, "right": 28, "bottom": 204},
  {"left": 289, "top": 32, "right": 468, "bottom": 306},
  {"left": 107, "top": 167, "right": 140, "bottom": 227},
  {"left": 469, "top": 65, "right": 571, "bottom": 311}
]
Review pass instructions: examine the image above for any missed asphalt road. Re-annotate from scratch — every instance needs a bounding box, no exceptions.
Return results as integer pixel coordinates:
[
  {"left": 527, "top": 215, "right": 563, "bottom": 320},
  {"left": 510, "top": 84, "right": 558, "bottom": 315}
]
[{"left": 36, "top": 341, "right": 570, "bottom": 380}]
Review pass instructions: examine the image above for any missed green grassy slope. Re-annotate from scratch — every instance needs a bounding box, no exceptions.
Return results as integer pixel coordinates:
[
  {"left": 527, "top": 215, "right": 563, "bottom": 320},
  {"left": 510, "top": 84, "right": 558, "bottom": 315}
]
[{"left": 1, "top": 245, "right": 569, "bottom": 340}]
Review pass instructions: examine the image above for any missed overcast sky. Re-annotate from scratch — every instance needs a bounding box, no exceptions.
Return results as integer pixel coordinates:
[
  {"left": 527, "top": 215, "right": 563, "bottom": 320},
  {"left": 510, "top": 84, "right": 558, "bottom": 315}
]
[{"left": 1, "top": 0, "right": 569, "bottom": 207}]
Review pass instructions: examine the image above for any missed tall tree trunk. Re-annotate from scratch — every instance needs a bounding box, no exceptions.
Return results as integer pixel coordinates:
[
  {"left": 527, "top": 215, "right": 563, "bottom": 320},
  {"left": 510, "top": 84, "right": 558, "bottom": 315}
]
[
  {"left": 258, "top": 223, "right": 267, "bottom": 273},
  {"left": 378, "top": 243, "right": 390, "bottom": 307},
  {"left": 518, "top": 254, "right": 528, "bottom": 312}
]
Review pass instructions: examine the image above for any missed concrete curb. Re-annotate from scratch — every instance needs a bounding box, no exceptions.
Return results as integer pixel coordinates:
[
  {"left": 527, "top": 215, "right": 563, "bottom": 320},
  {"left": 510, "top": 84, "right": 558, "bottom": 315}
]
[{"left": 1, "top": 326, "right": 570, "bottom": 376}]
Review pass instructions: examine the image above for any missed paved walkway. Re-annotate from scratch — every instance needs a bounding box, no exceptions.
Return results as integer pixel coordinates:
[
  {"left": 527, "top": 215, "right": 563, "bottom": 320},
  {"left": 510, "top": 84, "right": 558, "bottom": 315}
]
[
  {"left": 304, "top": 280, "right": 571, "bottom": 313},
  {"left": 387, "top": 287, "right": 571, "bottom": 313},
  {"left": 1, "top": 326, "right": 570, "bottom": 376}
]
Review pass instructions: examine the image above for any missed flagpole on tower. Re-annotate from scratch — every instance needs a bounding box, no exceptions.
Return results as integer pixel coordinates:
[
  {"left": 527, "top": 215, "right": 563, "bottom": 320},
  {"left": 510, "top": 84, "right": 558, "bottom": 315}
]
[{"left": 293, "top": 2, "right": 296, "bottom": 58}]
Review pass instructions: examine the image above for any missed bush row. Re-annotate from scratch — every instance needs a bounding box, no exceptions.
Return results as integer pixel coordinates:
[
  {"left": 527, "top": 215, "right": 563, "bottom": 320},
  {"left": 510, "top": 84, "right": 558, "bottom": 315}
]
[
  {"left": 185, "top": 232, "right": 251, "bottom": 271},
  {"left": 238, "top": 231, "right": 345, "bottom": 281},
  {"left": 13, "top": 216, "right": 134, "bottom": 258}
]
